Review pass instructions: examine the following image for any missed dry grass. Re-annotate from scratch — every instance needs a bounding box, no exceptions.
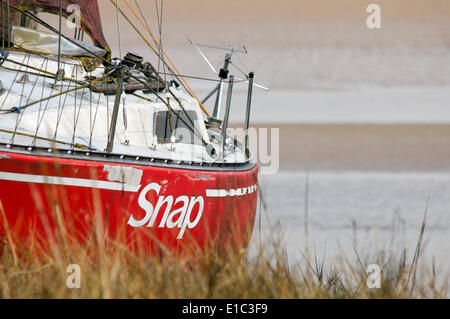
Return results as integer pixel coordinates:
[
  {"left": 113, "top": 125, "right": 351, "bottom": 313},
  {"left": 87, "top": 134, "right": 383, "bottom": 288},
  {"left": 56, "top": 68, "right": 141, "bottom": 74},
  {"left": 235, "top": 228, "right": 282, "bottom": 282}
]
[{"left": 0, "top": 187, "right": 448, "bottom": 299}]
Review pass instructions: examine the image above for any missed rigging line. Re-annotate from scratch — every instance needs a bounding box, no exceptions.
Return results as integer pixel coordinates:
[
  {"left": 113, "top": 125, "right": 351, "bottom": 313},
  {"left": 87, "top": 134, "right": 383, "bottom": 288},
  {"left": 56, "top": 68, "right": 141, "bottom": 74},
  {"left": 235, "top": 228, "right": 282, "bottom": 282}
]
[
  {"left": 233, "top": 53, "right": 268, "bottom": 90},
  {"left": 122, "top": 0, "right": 210, "bottom": 116},
  {"left": 11, "top": 57, "right": 47, "bottom": 144},
  {"left": 128, "top": 72, "right": 209, "bottom": 148},
  {"left": 137, "top": 107, "right": 148, "bottom": 147},
  {"left": 155, "top": 0, "right": 166, "bottom": 83},
  {"left": 125, "top": 73, "right": 199, "bottom": 133},
  {"left": 112, "top": 1, "right": 186, "bottom": 91},
  {"left": 35, "top": 88, "right": 57, "bottom": 145},
  {"left": 115, "top": 0, "right": 122, "bottom": 58},
  {"left": 1, "top": 64, "right": 71, "bottom": 84},
  {"left": 110, "top": 1, "right": 181, "bottom": 84},
  {"left": 109, "top": 0, "right": 159, "bottom": 56},
  {"left": 91, "top": 66, "right": 206, "bottom": 146},
  {"left": 159, "top": 0, "right": 167, "bottom": 84},
  {"left": 71, "top": 67, "right": 88, "bottom": 149},
  {"left": 6, "top": 77, "right": 103, "bottom": 113},
  {"left": 17, "top": 56, "right": 30, "bottom": 106},
  {"left": 0, "top": 83, "right": 71, "bottom": 114},
  {"left": 53, "top": 65, "right": 77, "bottom": 147},
  {"left": 57, "top": 0, "right": 62, "bottom": 71},
  {"left": 11, "top": 54, "right": 31, "bottom": 144},
  {"left": 25, "top": 59, "right": 46, "bottom": 105},
  {"left": 167, "top": 88, "right": 197, "bottom": 132},
  {"left": 2, "top": 0, "right": 4, "bottom": 52},
  {"left": 71, "top": 64, "right": 80, "bottom": 148},
  {"left": 174, "top": 109, "right": 179, "bottom": 129},
  {"left": 32, "top": 67, "right": 103, "bottom": 146},
  {"left": 149, "top": 71, "right": 247, "bottom": 83},
  {"left": 194, "top": 43, "right": 245, "bottom": 52},
  {"left": 7, "top": 0, "right": 10, "bottom": 53},
  {"left": 0, "top": 53, "right": 27, "bottom": 110},
  {"left": 113, "top": 129, "right": 154, "bottom": 134},
  {"left": 229, "top": 61, "right": 248, "bottom": 78},
  {"left": 106, "top": 89, "right": 110, "bottom": 135},
  {"left": 134, "top": 0, "right": 151, "bottom": 40},
  {"left": 0, "top": 128, "right": 93, "bottom": 150},
  {"left": 0, "top": 56, "right": 103, "bottom": 90},
  {"left": 131, "top": 92, "right": 206, "bottom": 147},
  {"left": 113, "top": 0, "right": 195, "bottom": 103},
  {"left": 15, "top": 58, "right": 46, "bottom": 129},
  {"left": 233, "top": 51, "right": 252, "bottom": 74},
  {"left": 89, "top": 78, "right": 92, "bottom": 146},
  {"left": 71, "top": 87, "right": 85, "bottom": 148},
  {"left": 2, "top": 56, "right": 56, "bottom": 77},
  {"left": 163, "top": 102, "right": 168, "bottom": 137},
  {"left": 188, "top": 37, "right": 217, "bottom": 74},
  {"left": 88, "top": 90, "right": 101, "bottom": 148},
  {"left": 52, "top": 63, "right": 68, "bottom": 147},
  {"left": 127, "top": 72, "right": 197, "bottom": 132},
  {"left": 155, "top": 0, "right": 160, "bottom": 76},
  {"left": 74, "top": 65, "right": 78, "bottom": 139},
  {"left": 32, "top": 57, "right": 50, "bottom": 147}
]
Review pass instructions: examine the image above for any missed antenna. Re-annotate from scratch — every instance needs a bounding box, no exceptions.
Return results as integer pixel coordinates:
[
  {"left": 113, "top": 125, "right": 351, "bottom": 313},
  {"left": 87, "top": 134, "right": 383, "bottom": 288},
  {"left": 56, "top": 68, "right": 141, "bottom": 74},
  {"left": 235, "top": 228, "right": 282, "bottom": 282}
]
[
  {"left": 188, "top": 39, "right": 269, "bottom": 92},
  {"left": 188, "top": 39, "right": 269, "bottom": 130},
  {"left": 192, "top": 42, "right": 248, "bottom": 55},
  {"left": 188, "top": 38, "right": 217, "bottom": 74}
]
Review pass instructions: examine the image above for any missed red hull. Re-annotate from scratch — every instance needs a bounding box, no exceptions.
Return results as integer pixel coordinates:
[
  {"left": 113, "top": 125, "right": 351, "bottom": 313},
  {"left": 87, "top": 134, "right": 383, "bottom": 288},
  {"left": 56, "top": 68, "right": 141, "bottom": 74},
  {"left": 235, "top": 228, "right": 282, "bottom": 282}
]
[{"left": 0, "top": 150, "right": 258, "bottom": 257}]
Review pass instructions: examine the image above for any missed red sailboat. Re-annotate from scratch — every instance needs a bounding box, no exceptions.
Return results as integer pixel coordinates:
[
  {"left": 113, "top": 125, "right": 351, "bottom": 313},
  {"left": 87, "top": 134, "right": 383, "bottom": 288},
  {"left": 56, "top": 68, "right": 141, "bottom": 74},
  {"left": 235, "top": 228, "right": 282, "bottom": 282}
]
[{"left": 0, "top": 0, "right": 258, "bottom": 256}]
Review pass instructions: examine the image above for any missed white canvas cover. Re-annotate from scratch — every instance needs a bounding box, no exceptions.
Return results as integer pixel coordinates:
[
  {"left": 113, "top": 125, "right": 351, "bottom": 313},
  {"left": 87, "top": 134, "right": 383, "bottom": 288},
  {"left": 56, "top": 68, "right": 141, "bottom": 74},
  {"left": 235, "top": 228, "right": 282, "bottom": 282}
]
[{"left": 11, "top": 26, "right": 106, "bottom": 57}]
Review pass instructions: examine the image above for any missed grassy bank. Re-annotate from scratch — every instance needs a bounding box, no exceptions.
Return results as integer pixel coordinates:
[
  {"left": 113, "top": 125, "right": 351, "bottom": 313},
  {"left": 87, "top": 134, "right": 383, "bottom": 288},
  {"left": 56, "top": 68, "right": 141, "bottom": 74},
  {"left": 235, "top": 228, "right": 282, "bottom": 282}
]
[{"left": 1, "top": 206, "right": 447, "bottom": 299}]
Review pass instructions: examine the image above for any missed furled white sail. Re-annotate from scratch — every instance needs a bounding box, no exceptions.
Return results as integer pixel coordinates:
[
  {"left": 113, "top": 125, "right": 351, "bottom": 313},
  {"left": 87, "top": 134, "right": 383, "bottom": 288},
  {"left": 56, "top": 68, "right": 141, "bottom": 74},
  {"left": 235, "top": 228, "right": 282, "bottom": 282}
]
[{"left": 11, "top": 26, "right": 106, "bottom": 57}]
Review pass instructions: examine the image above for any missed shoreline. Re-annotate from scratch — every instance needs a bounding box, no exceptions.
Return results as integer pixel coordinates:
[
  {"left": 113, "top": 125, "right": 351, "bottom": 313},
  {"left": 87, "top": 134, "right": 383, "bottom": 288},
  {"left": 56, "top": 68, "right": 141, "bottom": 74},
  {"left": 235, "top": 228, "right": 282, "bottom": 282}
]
[{"left": 247, "top": 123, "right": 450, "bottom": 171}]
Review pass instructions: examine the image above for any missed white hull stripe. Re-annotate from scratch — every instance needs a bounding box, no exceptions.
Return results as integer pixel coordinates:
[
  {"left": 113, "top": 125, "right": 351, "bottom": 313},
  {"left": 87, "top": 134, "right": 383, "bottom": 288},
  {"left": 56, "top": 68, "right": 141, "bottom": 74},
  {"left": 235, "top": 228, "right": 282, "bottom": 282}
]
[
  {"left": 0, "top": 172, "right": 141, "bottom": 192},
  {"left": 205, "top": 184, "right": 257, "bottom": 198}
]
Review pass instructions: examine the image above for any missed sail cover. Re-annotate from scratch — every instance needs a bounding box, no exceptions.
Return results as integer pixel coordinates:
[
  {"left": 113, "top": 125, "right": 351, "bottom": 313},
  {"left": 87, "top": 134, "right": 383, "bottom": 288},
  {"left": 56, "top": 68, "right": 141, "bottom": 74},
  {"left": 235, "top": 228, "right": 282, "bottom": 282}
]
[
  {"left": 0, "top": 0, "right": 109, "bottom": 53},
  {"left": 11, "top": 25, "right": 107, "bottom": 56}
]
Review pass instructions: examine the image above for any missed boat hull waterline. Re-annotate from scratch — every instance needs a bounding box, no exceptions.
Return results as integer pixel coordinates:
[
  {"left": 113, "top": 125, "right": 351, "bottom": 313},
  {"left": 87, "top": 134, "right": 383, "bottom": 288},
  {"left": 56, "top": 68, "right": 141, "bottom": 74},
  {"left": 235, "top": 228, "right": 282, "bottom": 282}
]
[{"left": 0, "top": 150, "right": 258, "bottom": 256}]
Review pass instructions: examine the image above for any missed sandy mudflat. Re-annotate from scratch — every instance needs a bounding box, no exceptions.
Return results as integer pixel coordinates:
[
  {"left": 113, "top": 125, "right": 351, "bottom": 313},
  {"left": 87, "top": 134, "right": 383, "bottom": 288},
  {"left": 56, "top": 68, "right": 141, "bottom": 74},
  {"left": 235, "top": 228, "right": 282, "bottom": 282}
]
[
  {"left": 94, "top": 0, "right": 450, "bottom": 89},
  {"left": 252, "top": 124, "right": 450, "bottom": 171},
  {"left": 38, "top": 1, "right": 449, "bottom": 89}
]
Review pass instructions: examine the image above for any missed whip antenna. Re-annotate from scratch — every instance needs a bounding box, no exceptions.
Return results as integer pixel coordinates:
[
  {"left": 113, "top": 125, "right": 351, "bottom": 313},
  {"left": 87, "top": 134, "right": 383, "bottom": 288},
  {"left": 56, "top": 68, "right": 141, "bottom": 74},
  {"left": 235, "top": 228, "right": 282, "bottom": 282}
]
[
  {"left": 188, "top": 39, "right": 269, "bottom": 92},
  {"left": 188, "top": 38, "right": 217, "bottom": 74}
]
